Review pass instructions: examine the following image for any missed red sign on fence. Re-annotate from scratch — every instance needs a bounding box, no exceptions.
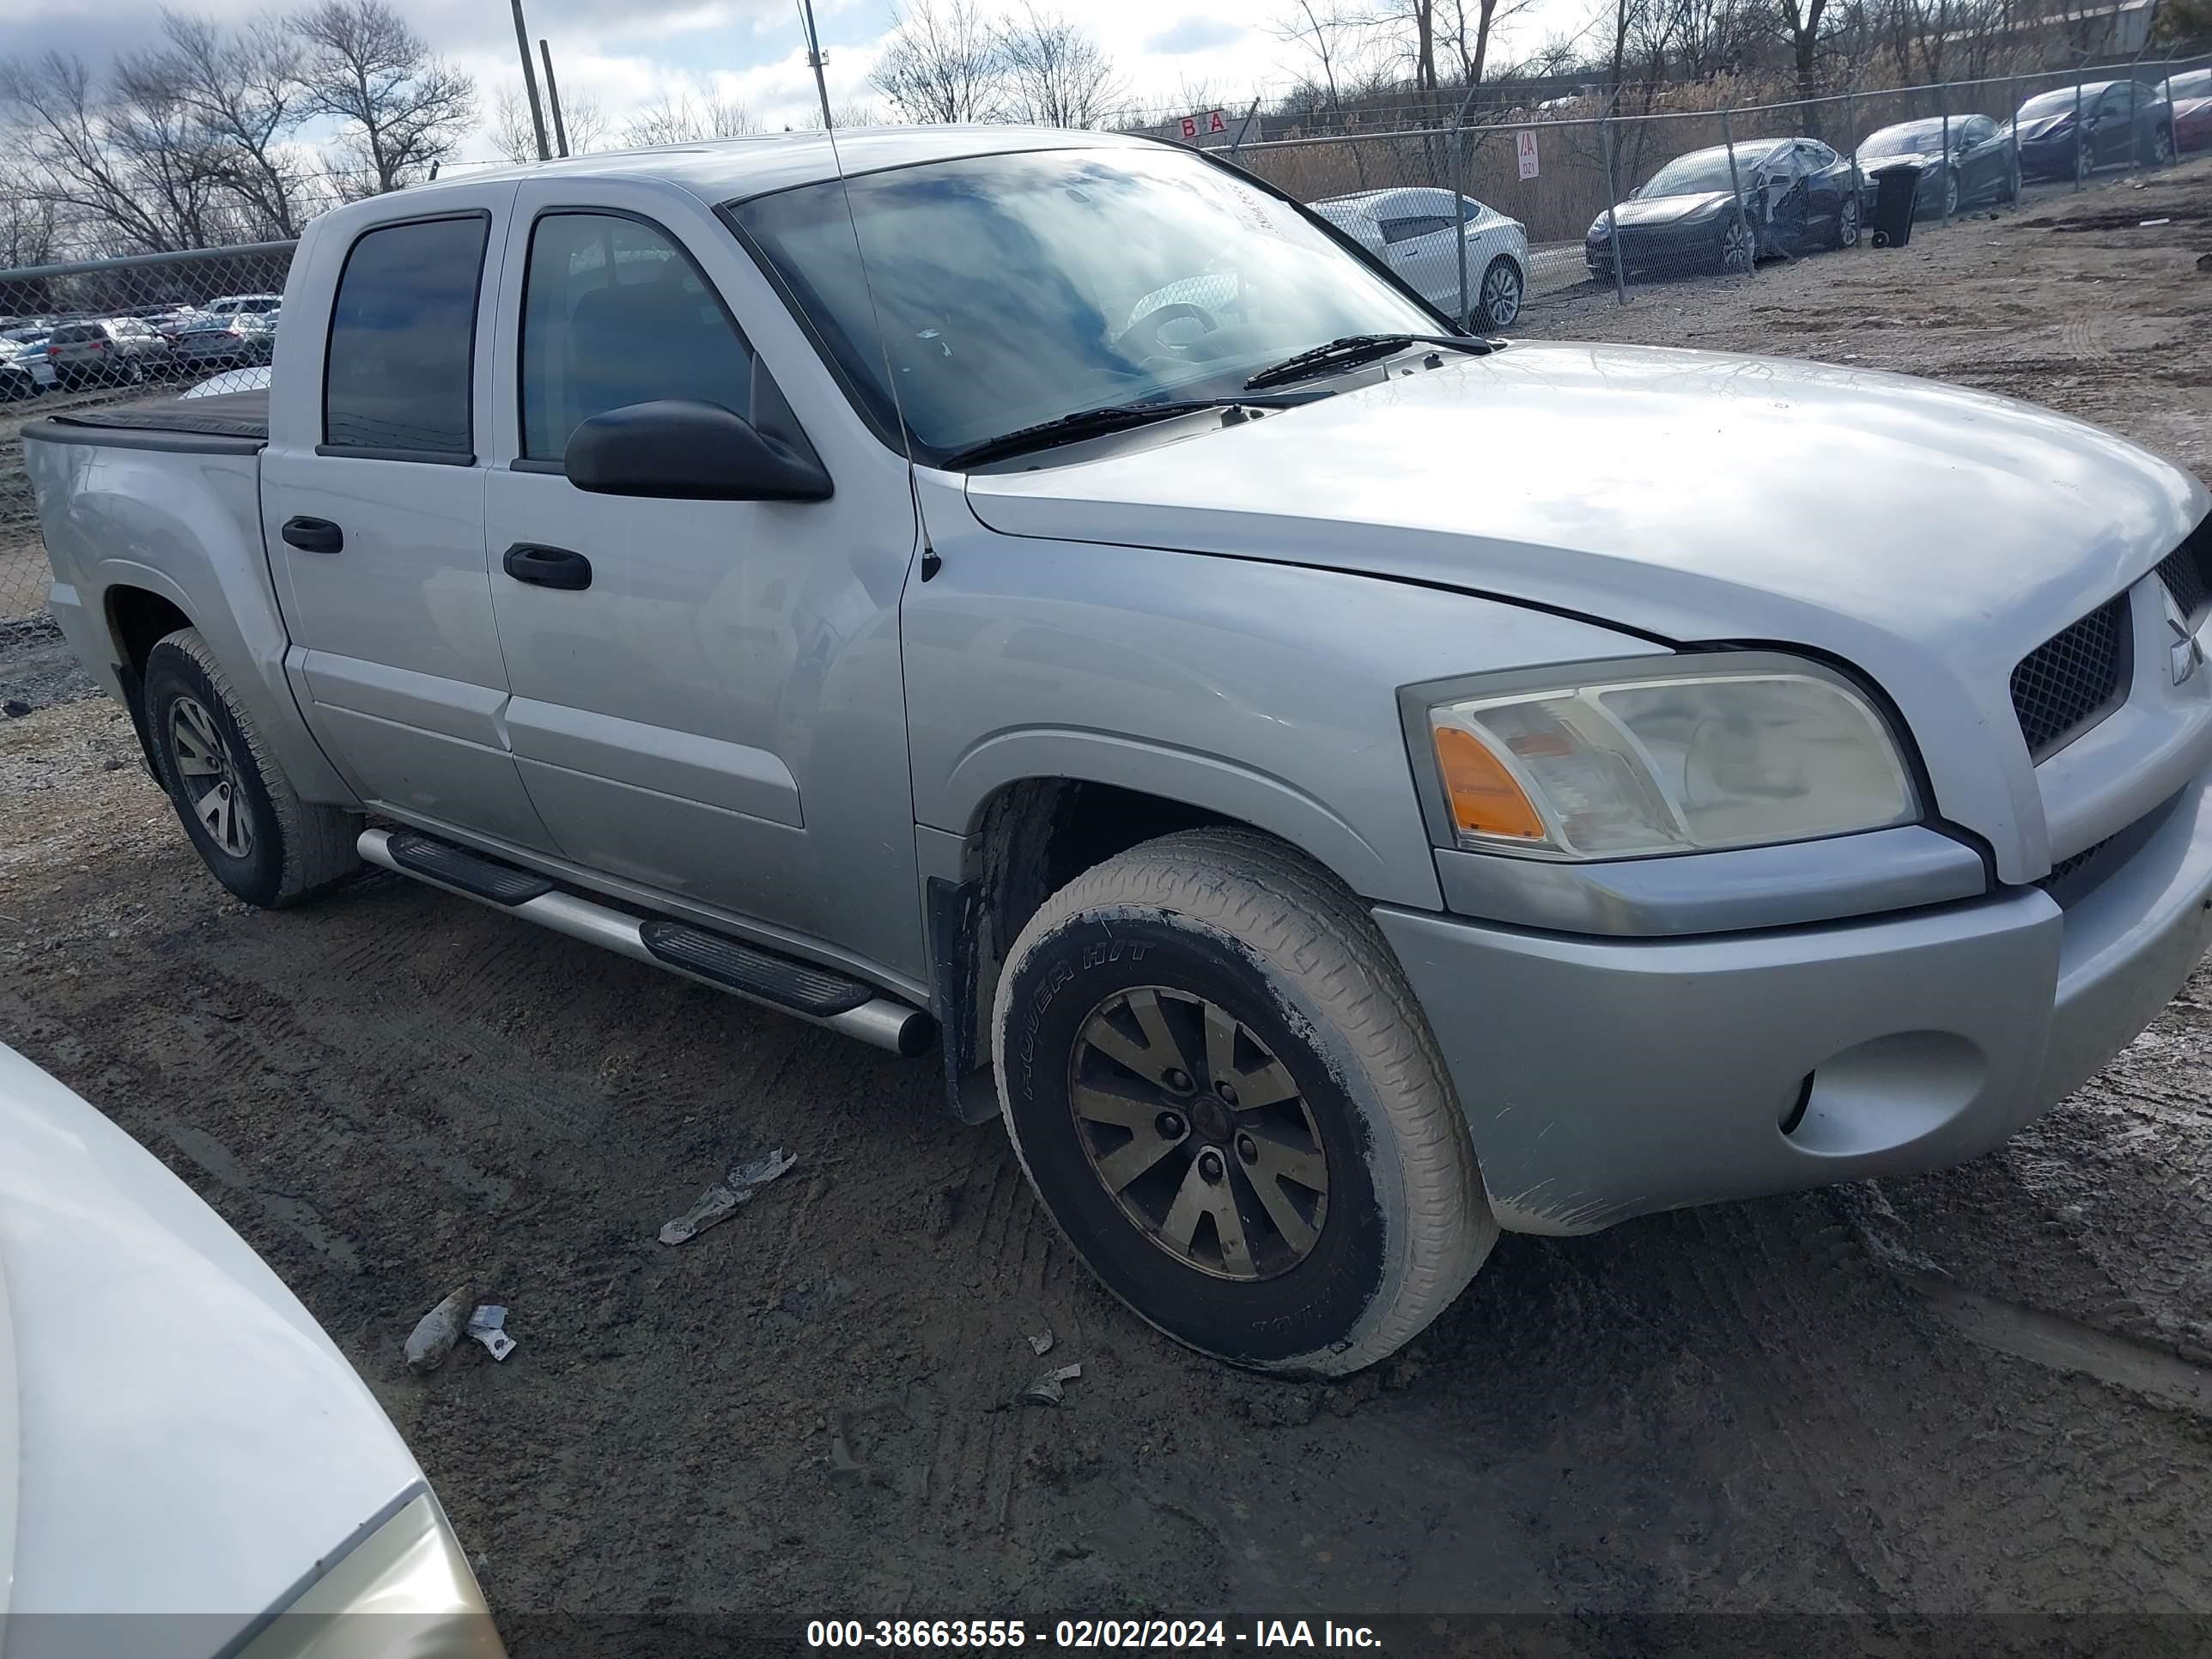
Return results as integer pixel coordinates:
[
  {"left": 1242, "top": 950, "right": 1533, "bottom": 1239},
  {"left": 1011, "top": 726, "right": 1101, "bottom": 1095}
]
[{"left": 1179, "top": 108, "right": 1229, "bottom": 141}]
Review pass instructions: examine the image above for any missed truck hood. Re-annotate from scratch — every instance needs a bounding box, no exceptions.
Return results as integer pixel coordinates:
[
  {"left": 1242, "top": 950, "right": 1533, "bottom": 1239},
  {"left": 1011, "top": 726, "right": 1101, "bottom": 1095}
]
[
  {"left": 963, "top": 340, "right": 2209, "bottom": 874},
  {"left": 0, "top": 1043, "right": 424, "bottom": 1652}
]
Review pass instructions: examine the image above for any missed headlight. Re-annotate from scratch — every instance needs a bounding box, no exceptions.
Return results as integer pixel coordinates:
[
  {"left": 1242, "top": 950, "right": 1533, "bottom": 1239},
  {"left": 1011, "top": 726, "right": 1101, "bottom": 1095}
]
[
  {"left": 240, "top": 1493, "right": 506, "bottom": 1658},
  {"left": 1587, "top": 213, "right": 1613, "bottom": 238},
  {"left": 1414, "top": 657, "right": 1917, "bottom": 860}
]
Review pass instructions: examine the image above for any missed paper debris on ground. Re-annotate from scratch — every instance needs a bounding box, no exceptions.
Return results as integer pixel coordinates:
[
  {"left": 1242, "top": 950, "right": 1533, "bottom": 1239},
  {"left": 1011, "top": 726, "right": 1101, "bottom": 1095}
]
[
  {"left": 659, "top": 1147, "right": 799, "bottom": 1245},
  {"left": 467, "top": 1304, "right": 516, "bottom": 1360}
]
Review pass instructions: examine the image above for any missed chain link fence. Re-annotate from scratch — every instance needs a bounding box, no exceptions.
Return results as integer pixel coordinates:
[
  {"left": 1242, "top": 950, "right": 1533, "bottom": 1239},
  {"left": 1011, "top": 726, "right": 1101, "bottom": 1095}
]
[{"left": 0, "top": 48, "right": 2206, "bottom": 629}]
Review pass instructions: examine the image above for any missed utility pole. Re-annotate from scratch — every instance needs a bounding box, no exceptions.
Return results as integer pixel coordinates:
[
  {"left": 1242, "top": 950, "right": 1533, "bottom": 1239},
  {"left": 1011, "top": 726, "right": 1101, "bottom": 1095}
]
[
  {"left": 796, "top": 0, "right": 836, "bottom": 130},
  {"left": 509, "top": 0, "right": 550, "bottom": 161},
  {"left": 538, "top": 39, "right": 570, "bottom": 157}
]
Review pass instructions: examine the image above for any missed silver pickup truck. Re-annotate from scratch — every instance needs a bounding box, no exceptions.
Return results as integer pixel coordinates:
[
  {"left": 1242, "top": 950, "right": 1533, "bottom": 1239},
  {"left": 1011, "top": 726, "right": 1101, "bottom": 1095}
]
[{"left": 26, "top": 127, "right": 2212, "bottom": 1377}]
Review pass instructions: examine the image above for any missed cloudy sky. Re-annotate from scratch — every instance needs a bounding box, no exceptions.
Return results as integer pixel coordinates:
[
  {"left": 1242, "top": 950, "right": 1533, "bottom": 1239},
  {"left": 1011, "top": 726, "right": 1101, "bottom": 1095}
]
[
  {"left": 0, "top": 0, "right": 1290, "bottom": 146},
  {"left": 0, "top": 0, "right": 1566, "bottom": 161}
]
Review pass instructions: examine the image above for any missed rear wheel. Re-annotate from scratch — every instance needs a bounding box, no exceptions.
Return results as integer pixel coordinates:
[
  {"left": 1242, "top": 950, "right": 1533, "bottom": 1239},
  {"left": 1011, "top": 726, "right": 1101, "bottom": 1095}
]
[
  {"left": 1940, "top": 171, "right": 1960, "bottom": 218},
  {"left": 1833, "top": 193, "right": 1861, "bottom": 247},
  {"left": 2075, "top": 137, "right": 2093, "bottom": 183},
  {"left": 143, "top": 627, "right": 361, "bottom": 908},
  {"left": 2148, "top": 125, "right": 2174, "bottom": 167},
  {"left": 992, "top": 828, "right": 1495, "bottom": 1376}
]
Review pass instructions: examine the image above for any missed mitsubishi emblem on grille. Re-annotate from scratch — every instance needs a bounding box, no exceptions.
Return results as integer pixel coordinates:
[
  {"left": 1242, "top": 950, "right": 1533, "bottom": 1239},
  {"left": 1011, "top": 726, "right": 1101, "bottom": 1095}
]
[{"left": 2168, "top": 592, "right": 2206, "bottom": 686}]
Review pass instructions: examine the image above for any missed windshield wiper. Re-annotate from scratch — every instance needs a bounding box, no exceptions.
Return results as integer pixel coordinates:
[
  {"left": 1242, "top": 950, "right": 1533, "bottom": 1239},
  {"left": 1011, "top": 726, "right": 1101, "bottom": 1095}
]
[
  {"left": 941, "top": 398, "right": 1276, "bottom": 470},
  {"left": 1243, "top": 332, "right": 1495, "bottom": 392}
]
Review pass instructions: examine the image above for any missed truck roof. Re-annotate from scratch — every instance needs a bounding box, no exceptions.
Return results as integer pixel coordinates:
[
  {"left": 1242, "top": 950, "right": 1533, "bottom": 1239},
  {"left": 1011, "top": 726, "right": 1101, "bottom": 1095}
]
[{"left": 388, "top": 124, "right": 1162, "bottom": 211}]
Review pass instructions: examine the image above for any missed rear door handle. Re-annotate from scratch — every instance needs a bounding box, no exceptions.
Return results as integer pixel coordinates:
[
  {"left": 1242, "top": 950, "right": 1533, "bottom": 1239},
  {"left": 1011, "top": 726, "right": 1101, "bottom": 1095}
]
[
  {"left": 281, "top": 515, "right": 343, "bottom": 554},
  {"left": 502, "top": 543, "right": 592, "bottom": 591}
]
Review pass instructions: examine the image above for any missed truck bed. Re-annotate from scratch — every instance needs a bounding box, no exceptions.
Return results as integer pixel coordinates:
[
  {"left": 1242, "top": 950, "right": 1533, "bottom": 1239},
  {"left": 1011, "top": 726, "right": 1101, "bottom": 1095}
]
[{"left": 24, "top": 388, "right": 269, "bottom": 453}]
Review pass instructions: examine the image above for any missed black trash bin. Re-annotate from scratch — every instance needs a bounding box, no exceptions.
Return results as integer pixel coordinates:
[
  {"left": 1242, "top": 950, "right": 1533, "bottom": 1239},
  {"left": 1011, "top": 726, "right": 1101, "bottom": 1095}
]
[{"left": 1868, "top": 161, "right": 1922, "bottom": 248}]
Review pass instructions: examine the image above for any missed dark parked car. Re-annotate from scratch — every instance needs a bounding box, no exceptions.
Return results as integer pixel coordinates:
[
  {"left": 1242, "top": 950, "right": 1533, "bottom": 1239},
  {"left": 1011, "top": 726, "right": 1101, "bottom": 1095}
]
[
  {"left": 1854, "top": 115, "right": 2020, "bottom": 218},
  {"left": 171, "top": 310, "right": 277, "bottom": 370},
  {"left": 1587, "top": 137, "right": 1861, "bottom": 279},
  {"left": 2009, "top": 80, "right": 2175, "bottom": 180},
  {"left": 2161, "top": 68, "right": 2211, "bottom": 152}
]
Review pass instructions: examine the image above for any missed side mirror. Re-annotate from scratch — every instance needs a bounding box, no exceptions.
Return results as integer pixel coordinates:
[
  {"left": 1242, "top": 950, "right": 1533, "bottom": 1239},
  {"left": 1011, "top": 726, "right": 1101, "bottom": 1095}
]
[{"left": 564, "top": 398, "right": 832, "bottom": 502}]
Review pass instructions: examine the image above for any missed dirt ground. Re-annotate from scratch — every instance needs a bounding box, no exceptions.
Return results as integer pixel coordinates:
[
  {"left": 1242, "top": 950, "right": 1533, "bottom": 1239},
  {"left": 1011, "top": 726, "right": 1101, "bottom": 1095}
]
[{"left": 4, "top": 163, "right": 2212, "bottom": 1652}]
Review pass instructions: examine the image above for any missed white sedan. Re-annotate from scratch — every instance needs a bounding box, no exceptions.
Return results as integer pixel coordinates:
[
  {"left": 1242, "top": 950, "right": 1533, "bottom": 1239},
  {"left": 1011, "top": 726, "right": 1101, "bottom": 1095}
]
[
  {"left": 1311, "top": 186, "right": 1529, "bottom": 330},
  {"left": 0, "top": 1042, "right": 504, "bottom": 1659}
]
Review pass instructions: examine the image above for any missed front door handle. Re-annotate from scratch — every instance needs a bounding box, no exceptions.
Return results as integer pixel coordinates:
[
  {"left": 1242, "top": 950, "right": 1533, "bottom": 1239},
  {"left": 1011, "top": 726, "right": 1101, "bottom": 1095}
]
[
  {"left": 502, "top": 543, "right": 592, "bottom": 591},
  {"left": 281, "top": 515, "right": 343, "bottom": 554}
]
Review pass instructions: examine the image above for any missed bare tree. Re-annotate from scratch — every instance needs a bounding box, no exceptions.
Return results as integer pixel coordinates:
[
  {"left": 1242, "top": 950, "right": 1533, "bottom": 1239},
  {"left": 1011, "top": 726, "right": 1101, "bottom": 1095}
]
[
  {"left": 620, "top": 91, "right": 759, "bottom": 147},
  {"left": 294, "top": 0, "right": 475, "bottom": 198},
  {"left": 870, "top": 0, "right": 1005, "bottom": 123},
  {"left": 997, "top": 6, "right": 1124, "bottom": 126},
  {"left": 0, "top": 50, "right": 229, "bottom": 252},
  {"left": 0, "top": 173, "right": 61, "bottom": 270},
  {"left": 1270, "top": 0, "right": 1389, "bottom": 124},
  {"left": 125, "top": 12, "right": 317, "bottom": 240},
  {"left": 790, "top": 100, "right": 890, "bottom": 130},
  {"left": 1772, "top": 0, "right": 1832, "bottom": 130}
]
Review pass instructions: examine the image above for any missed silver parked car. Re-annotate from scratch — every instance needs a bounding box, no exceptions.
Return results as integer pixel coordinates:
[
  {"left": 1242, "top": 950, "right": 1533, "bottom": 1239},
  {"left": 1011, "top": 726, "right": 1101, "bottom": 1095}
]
[
  {"left": 21, "top": 128, "right": 2212, "bottom": 1378},
  {"left": 44, "top": 317, "right": 171, "bottom": 390}
]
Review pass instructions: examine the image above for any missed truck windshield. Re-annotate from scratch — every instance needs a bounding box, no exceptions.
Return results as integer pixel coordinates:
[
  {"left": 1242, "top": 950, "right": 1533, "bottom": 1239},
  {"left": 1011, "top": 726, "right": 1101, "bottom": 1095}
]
[{"left": 729, "top": 146, "right": 1441, "bottom": 465}]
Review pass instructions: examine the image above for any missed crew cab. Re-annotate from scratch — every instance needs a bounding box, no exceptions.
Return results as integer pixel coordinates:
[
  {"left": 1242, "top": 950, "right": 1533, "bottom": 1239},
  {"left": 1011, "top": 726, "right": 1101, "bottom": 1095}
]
[{"left": 24, "top": 128, "right": 2212, "bottom": 1376}]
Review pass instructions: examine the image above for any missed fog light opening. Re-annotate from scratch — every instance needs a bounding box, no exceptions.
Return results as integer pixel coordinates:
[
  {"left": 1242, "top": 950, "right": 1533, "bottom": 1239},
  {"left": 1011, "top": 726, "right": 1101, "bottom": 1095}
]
[{"left": 1781, "top": 1073, "right": 1814, "bottom": 1137}]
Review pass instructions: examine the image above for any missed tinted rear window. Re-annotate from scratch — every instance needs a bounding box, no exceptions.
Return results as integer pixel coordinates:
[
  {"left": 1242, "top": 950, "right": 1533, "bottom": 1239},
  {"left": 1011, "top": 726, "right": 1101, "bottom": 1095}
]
[{"left": 323, "top": 216, "right": 487, "bottom": 457}]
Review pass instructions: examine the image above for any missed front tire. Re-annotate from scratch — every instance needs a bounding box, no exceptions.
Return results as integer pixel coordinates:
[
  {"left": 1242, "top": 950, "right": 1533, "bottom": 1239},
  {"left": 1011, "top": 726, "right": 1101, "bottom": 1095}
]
[
  {"left": 1718, "top": 218, "right": 1756, "bottom": 275},
  {"left": 143, "top": 627, "right": 361, "bottom": 908},
  {"left": 1474, "top": 254, "right": 1523, "bottom": 330},
  {"left": 992, "top": 828, "right": 1495, "bottom": 1376}
]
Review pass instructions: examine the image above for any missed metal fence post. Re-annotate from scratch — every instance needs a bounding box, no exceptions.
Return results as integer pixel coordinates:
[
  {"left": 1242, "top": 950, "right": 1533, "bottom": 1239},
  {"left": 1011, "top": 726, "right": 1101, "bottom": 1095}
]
[
  {"left": 2008, "top": 72, "right": 2021, "bottom": 204},
  {"left": 1600, "top": 111, "right": 1628, "bottom": 305},
  {"left": 1846, "top": 88, "right": 1862, "bottom": 229},
  {"left": 2073, "top": 76, "right": 2085, "bottom": 191},
  {"left": 1939, "top": 80, "right": 1952, "bottom": 224},
  {"left": 1720, "top": 102, "right": 1752, "bottom": 277},
  {"left": 1449, "top": 83, "right": 1480, "bottom": 327}
]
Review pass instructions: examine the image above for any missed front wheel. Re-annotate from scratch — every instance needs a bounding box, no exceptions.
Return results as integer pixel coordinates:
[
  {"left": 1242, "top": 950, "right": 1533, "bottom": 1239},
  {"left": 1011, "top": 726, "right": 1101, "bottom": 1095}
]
[
  {"left": 1939, "top": 171, "right": 1960, "bottom": 219},
  {"left": 2148, "top": 125, "right": 2174, "bottom": 167},
  {"left": 993, "top": 829, "right": 1495, "bottom": 1376},
  {"left": 1474, "top": 254, "right": 1523, "bottom": 330},
  {"left": 2075, "top": 138, "right": 2093, "bottom": 183},
  {"left": 1718, "top": 218, "right": 1756, "bottom": 274},
  {"left": 143, "top": 627, "right": 362, "bottom": 908}
]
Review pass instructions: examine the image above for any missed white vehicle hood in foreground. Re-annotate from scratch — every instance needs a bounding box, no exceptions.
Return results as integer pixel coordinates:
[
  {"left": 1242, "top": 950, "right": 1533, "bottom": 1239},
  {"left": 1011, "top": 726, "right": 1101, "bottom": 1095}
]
[
  {"left": 0, "top": 1043, "right": 423, "bottom": 1650},
  {"left": 964, "top": 340, "right": 2210, "bottom": 878}
]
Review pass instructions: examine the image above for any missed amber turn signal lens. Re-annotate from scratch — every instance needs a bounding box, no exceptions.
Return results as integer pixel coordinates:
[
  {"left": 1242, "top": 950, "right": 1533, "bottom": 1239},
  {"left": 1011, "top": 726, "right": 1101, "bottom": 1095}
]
[{"left": 1432, "top": 725, "right": 1546, "bottom": 842}]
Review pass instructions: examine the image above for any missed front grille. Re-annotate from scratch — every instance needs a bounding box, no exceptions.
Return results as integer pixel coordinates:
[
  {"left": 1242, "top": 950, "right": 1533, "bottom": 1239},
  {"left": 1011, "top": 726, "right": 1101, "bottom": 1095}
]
[
  {"left": 2010, "top": 597, "right": 2131, "bottom": 763},
  {"left": 2039, "top": 836, "right": 2112, "bottom": 888},
  {"left": 2156, "top": 515, "right": 2209, "bottom": 623}
]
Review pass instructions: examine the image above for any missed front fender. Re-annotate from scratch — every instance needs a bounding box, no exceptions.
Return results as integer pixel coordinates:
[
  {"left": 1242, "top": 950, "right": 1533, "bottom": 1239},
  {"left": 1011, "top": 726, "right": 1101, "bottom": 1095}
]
[{"left": 904, "top": 477, "right": 1670, "bottom": 910}]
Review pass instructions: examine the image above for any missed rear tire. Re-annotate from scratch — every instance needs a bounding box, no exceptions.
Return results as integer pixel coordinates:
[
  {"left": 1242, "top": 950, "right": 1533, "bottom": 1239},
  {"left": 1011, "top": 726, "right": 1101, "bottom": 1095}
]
[
  {"left": 143, "top": 627, "right": 361, "bottom": 908},
  {"left": 992, "top": 828, "right": 1495, "bottom": 1376}
]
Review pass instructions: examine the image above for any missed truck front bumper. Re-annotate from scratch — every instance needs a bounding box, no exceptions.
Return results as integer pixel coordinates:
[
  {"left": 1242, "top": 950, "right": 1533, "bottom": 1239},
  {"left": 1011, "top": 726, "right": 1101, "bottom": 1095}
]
[{"left": 1377, "top": 764, "right": 2212, "bottom": 1236}]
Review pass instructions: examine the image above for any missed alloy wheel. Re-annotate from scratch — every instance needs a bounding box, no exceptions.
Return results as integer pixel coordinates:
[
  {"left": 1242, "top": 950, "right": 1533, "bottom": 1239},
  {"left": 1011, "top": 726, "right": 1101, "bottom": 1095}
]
[
  {"left": 1066, "top": 985, "right": 1330, "bottom": 1281},
  {"left": 1942, "top": 173, "right": 1960, "bottom": 217},
  {"left": 1838, "top": 195, "right": 1861, "bottom": 246},
  {"left": 1721, "top": 220, "right": 1755, "bottom": 274},
  {"left": 1480, "top": 258, "right": 1522, "bottom": 328},
  {"left": 169, "top": 694, "right": 254, "bottom": 859}
]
